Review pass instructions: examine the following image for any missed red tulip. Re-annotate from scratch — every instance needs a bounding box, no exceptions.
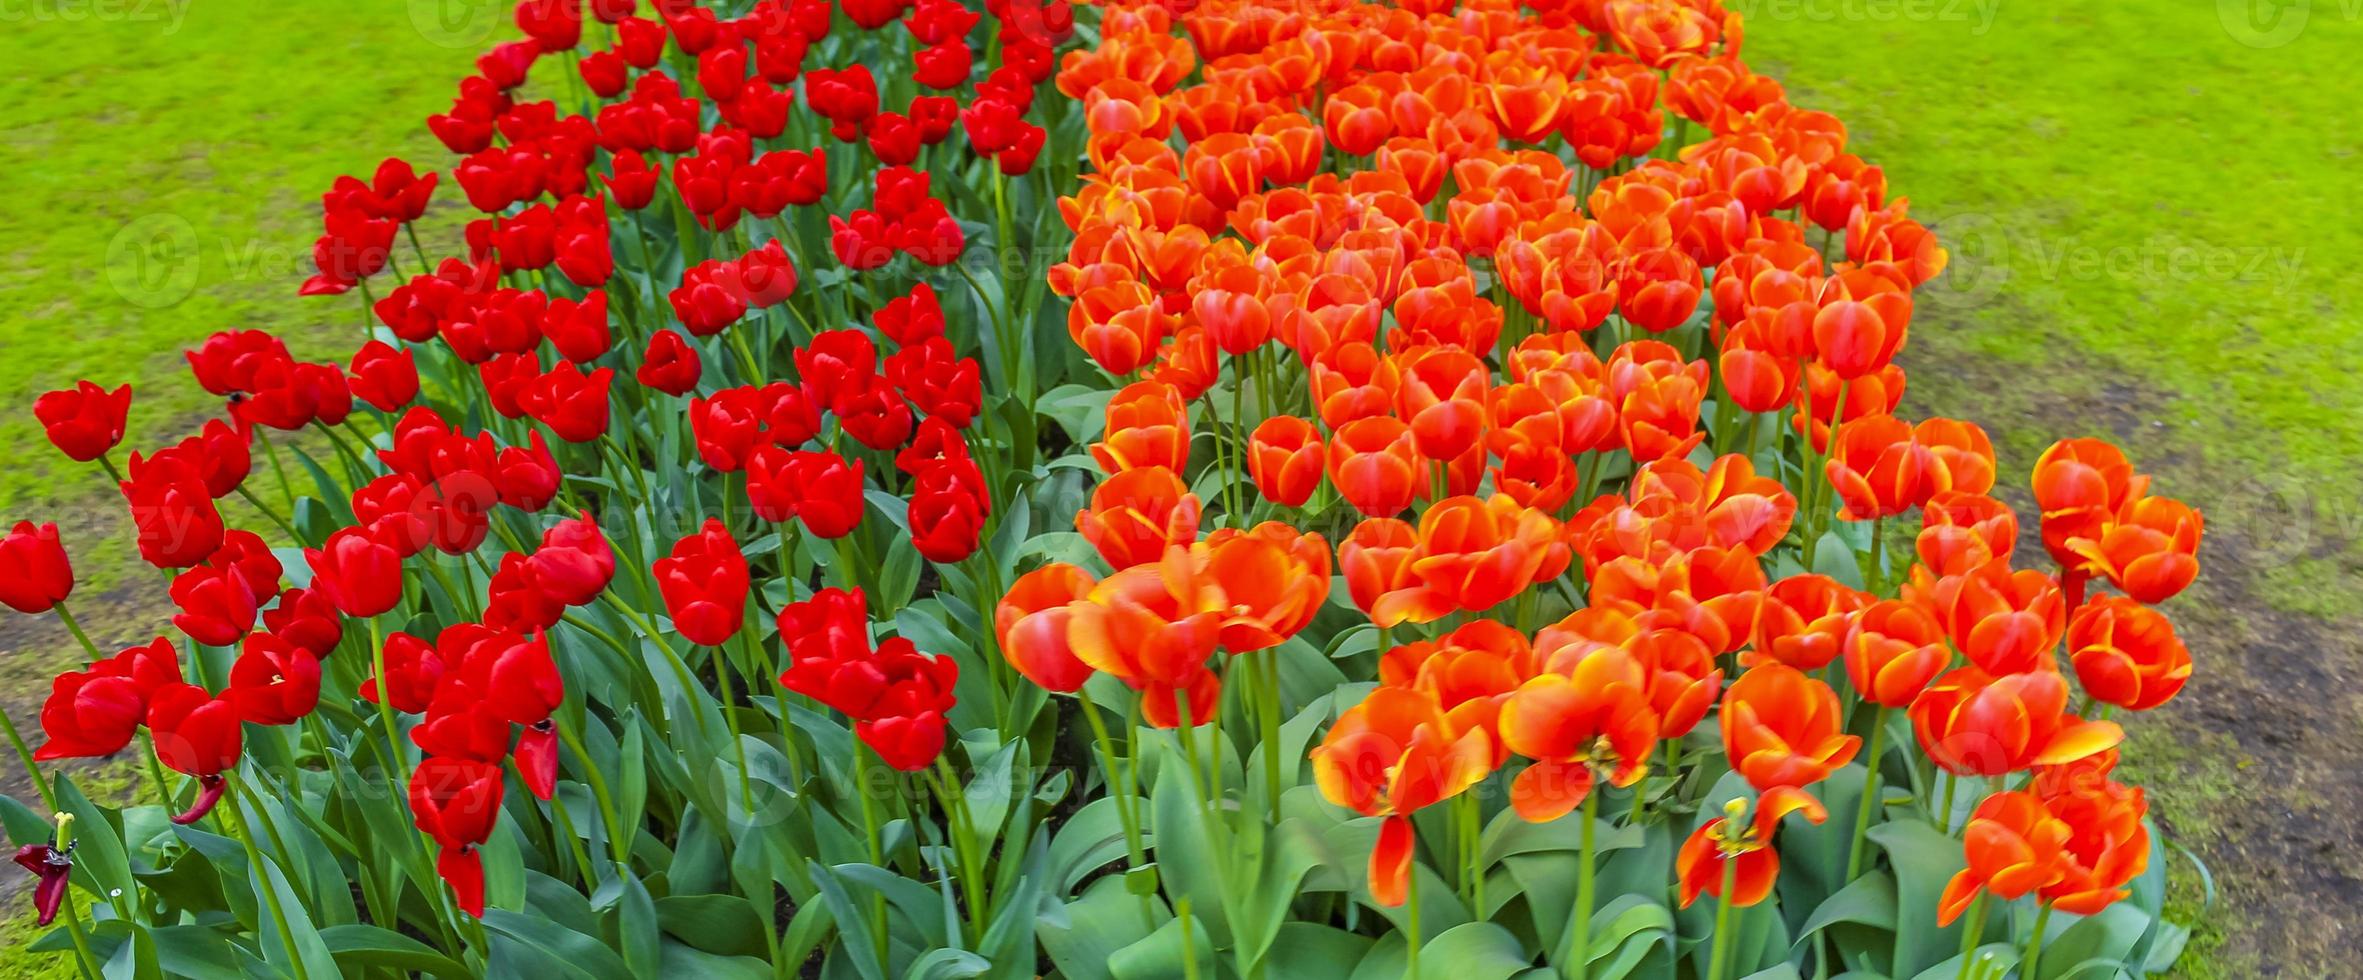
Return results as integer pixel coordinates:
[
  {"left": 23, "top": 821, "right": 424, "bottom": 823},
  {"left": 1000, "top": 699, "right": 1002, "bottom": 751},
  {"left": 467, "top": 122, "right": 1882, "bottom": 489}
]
[
  {"left": 363, "top": 631, "right": 446, "bottom": 714},
  {"left": 0, "top": 522, "right": 73, "bottom": 614},
  {"left": 910, "top": 459, "right": 989, "bottom": 563},
  {"left": 228, "top": 633, "right": 322, "bottom": 725},
  {"left": 32, "top": 669, "right": 142, "bottom": 761},
  {"left": 520, "top": 362, "right": 613, "bottom": 443},
  {"left": 348, "top": 341, "right": 421, "bottom": 411},
  {"left": 635, "top": 329, "right": 703, "bottom": 396},
  {"left": 307, "top": 527, "right": 405, "bottom": 618},
  {"left": 146, "top": 683, "right": 242, "bottom": 823},
  {"left": 35, "top": 381, "right": 131, "bottom": 462},
  {"left": 121, "top": 468, "right": 225, "bottom": 569},
  {"left": 252, "top": 569, "right": 335, "bottom": 642},
  {"left": 654, "top": 519, "right": 749, "bottom": 646},
  {"left": 409, "top": 757, "right": 505, "bottom": 916},
  {"left": 169, "top": 564, "right": 258, "bottom": 647}
]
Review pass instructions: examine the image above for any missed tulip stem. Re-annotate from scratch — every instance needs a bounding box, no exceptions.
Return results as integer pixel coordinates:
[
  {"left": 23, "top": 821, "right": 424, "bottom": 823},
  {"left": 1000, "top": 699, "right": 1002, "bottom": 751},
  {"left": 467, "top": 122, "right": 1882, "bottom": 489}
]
[
  {"left": 1845, "top": 707, "right": 1891, "bottom": 880},
  {"left": 356, "top": 278, "right": 378, "bottom": 347},
  {"left": 1953, "top": 892, "right": 1990, "bottom": 979},
  {"left": 255, "top": 428, "right": 297, "bottom": 511},
  {"left": 850, "top": 741, "right": 890, "bottom": 965},
  {"left": 1939, "top": 772, "right": 1959, "bottom": 834},
  {"left": 553, "top": 712, "right": 631, "bottom": 868},
  {"left": 1078, "top": 689, "right": 1147, "bottom": 869},
  {"left": 58, "top": 900, "right": 100, "bottom": 980},
  {"left": 234, "top": 485, "right": 304, "bottom": 542},
  {"left": 0, "top": 705, "right": 59, "bottom": 813},
  {"left": 2021, "top": 902, "right": 2055, "bottom": 978},
  {"left": 1705, "top": 857, "right": 1738, "bottom": 980},
  {"left": 1563, "top": 789, "right": 1599, "bottom": 980},
  {"left": 1176, "top": 695, "right": 1211, "bottom": 820},
  {"left": 1258, "top": 649, "right": 1285, "bottom": 820},
  {"left": 51, "top": 602, "right": 103, "bottom": 662},
  {"left": 363, "top": 614, "right": 408, "bottom": 786},
  {"left": 1404, "top": 860, "right": 1423, "bottom": 980},
  {"left": 223, "top": 771, "right": 313, "bottom": 979},
  {"left": 930, "top": 757, "right": 990, "bottom": 946},
  {"left": 716, "top": 638, "right": 760, "bottom": 818},
  {"left": 140, "top": 732, "right": 177, "bottom": 807}
]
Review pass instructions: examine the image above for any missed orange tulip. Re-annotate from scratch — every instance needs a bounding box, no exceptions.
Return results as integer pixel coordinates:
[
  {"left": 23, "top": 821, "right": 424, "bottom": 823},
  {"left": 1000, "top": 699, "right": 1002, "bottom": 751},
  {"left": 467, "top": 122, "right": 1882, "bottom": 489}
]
[
  {"left": 1068, "top": 281, "right": 1175, "bottom": 376},
  {"left": 1310, "top": 341, "right": 1401, "bottom": 430},
  {"left": 2067, "top": 494, "right": 2202, "bottom": 604},
  {"left": 1311, "top": 686, "right": 1493, "bottom": 906},
  {"left": 1791, "top": 362, "right": 1906, "bottom": 453},
  {"left": 1676, "top": 788, "right": 1828, "bottom": 909},
  {"left": 1926, "top": 558, "right": 2065, "bottom": 675},
  {"left": 1482, "top": 60, "right": 1569, "bottom": 144},
  {"left": 1067, "top": 562, "right": 1223, "bottom": 728},
  {"left": 1091, "top": 380, "right": 1191, "bottom": 475},
  {"left": 1492, "top": 438, "right": 1582, "bottom": 513},
  {"left": 1376, "top": 136, "right": 1447, "bottom": 204},
  {"left": 1189, "top": 261, "right": 1274, "bottom": 355},
  {"left": 1752, "top": 573, "right": 1867, "bottom": 670},
  {"left": 995, "top": 564, "right": 1098, "bottom": 693},
  {"left": 1322, "top": 83, "right": 1393, "bottom": 157},
  {"left": 1379, "top": 621, "right": 1534, "bottom": 764},
  {"left": 1910, "top": 667, "right": 2122, "bottom": 776},
  {"left": 1607, "top": 340, "right": 1708, "bottom": 461},
  {"left": 1629, "top": 625, "right": 1723, "bottom": 740},
  {"left": 2067, "top": 596, "right": 2190, "bottom": 711},
  {"left": 2030, "top": 438, "right": 2147, "bottom": 568},
  {"left": 1527, "top": 363, "right": 1622, "bottom": 455},
  {"left": 1917, "top": 491, "right": 2019, "bottom": 575},
  {"left": 1804, "top": 153, "right": 1888, "bottom": 233},
  {"left": 1719, "top": 312, "right": 1801, "bottom": 414},
  {"left": 1247, "top": 416, "right": 1324, "bottom": 508},
  {"left": 2036, "top": 770, "right": 2150, "bottom": 916},
  {"left": 1847, "top": 200, "right": 1949, "bottom": 286},
  {"left": 1810, "top": 267, "right": 1915, "bottom": 380},
  {"left": 1396, "top": 347, "right": 1491, "bottom": 461},
  {"left": 1400, "top": 494, "right": 1568, "bottom": 619},
  {"left": 1146, "top": 324, "right": 1218, "bottom": 401},
  {"left": 1938, "top": 790, "right": 2070, "bottom": 925},
  {"left": 1076, "top": 467, "right": 1200, "bottom": 571},
  {"left": 1722, "top": 664, "right": 1860, "bottom": 791},
  {"left": 1914, "top": 417, "right": 1997, "bottom": 497},
  {"left": 1498, "top": 646, "right": 1658, "bottom": 820},
  {"left": 1650, "top": 544, "right": 1768, "bottom": 655},
  {"left": 1616, "top": 246, "right": 1704, "bottom": 334},
  {"left": 1198, "top": 523, "right": 1331, "bottom": 652},
  {"left": 1252, "top": 114, "right": 1325, "bottom": 187},
  {"left": 1181, "top": 132, "right": 1264, "bottom": 210},
  {"left": 1340, "top": 517, "right": 1448, "bottom": 627},
  {"left": 1328, "top": 416, "right": 1422, "bottom": 518},
  {"left": 1843, "top": 599, "right": 1948, "bottom": 707},
  {"left": 1824, "top": 413, "right": 1936, "bottom": 521}
]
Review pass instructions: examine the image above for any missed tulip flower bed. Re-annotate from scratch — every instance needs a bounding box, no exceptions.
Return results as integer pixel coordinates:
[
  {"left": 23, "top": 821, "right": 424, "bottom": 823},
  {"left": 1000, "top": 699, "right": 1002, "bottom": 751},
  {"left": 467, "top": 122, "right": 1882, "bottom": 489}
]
[{"left": 1, "top": 0, "right": 2207, "bottom": 978}]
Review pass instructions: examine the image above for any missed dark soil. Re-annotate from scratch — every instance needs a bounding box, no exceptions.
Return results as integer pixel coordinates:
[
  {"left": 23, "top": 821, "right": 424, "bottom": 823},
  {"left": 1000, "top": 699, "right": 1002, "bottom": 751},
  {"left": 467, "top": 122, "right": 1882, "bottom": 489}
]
[{"left": 1907, "top": 288, "right": 2363, "bottom": 976}]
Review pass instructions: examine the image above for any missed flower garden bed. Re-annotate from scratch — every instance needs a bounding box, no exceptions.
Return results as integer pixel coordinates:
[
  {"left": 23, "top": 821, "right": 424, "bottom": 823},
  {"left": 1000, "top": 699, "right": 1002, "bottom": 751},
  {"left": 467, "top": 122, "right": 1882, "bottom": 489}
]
[{"left": 2, "top": 0, "right": 2204, "bottom": 977}]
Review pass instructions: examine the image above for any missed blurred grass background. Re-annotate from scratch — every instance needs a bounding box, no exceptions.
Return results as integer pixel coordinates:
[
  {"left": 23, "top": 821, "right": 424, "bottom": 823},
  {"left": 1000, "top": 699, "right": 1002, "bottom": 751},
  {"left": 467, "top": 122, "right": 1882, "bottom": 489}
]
[{"left": 4, "top": 0, "right": 2358, "bottom": 974}]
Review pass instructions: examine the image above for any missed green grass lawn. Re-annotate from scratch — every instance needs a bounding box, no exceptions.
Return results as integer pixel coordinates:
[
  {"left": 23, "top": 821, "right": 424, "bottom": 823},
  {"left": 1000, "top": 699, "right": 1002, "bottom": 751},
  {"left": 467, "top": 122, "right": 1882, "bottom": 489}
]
[
  {"left": 0, "top": 2, "right": 478, "bottom": 970},
  {"left": 2, "top": 0, "right": 2355, "bottom": 975},
  {"left": 1748, "top": 2, "right": 2363, "bottom": 974}
]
